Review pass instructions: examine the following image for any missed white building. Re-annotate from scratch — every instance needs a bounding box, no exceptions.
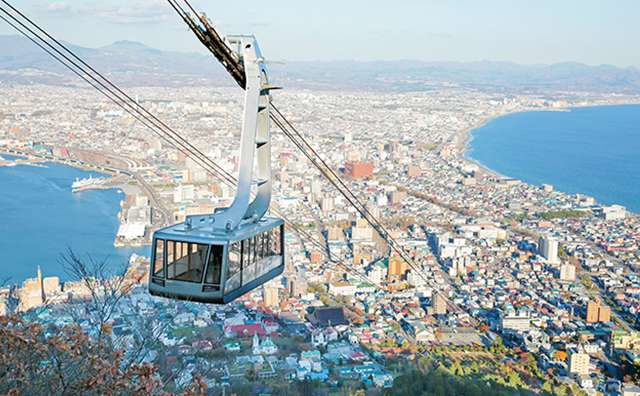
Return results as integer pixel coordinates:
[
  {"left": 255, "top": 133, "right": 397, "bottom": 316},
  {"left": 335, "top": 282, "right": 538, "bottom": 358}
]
[
  {"left": 560, "top": 264, "right": 576, "bottom": 281},
  {"left": 539, "top": 235, "right": 559, "bottom": 264},
  {"left": 500, "top": 310, "right": 531, "bottom": 333},
  {"left": 329, "top": 282, "right": 356, "bottom": 296},
  {"left": 600, "top": 205, "right": 627, "bottom": 221}
]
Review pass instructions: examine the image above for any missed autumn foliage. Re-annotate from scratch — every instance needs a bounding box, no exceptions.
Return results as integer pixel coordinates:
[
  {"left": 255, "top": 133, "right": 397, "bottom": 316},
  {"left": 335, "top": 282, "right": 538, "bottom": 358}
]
[{"left": 0, "top": 315, "right": 206, "bottom": 396}]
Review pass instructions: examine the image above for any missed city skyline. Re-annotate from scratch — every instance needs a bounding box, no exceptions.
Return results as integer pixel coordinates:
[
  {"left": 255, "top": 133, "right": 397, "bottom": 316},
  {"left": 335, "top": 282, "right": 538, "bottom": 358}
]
[{"left": 1, "top": 0, "right": 639, "bottom": 68}]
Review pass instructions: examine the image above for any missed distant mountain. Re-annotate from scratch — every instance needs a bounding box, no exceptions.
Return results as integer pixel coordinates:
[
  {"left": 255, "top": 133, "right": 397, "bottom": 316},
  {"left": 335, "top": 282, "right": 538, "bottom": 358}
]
[
  {"left": 281, "top": 60, "right": 640, "bottom": 93},
  {"left": 1, "top": 34, "right": 639, "bottom": 93},
  {"left": 0, "top": 35, "right": 233, "bottom": 87}
]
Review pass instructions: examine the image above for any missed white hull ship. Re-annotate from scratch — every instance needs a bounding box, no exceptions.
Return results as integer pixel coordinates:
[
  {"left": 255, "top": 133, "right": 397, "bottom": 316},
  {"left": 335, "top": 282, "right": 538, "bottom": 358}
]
[{"left": 72, "top": 174, "right": 106, "bottom": 192}]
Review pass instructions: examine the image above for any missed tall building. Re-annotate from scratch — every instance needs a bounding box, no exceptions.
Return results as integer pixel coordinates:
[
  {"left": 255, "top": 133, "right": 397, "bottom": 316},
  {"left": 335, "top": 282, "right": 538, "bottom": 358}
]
[
  {"left": 568, "top": 344, "right": 590, "bottom": 378},
  {"left": 539, "top": 235, "right": 559, "bottom": 263},
  {"left": 586, "top": 299, "right": 611, "bottom": 323},
  {"left": 586, "top": 300, "right": 601, "bottom": 323},
  {"left": 263, "top": 284, "right": 279, "bottom": 308},
  {"left": 387, "top": 256, "right": 408, "bottom": 282},
  {"left": 598, "top": 306, "right": 611, "bottom": 323},
  {"left": 560, "top": 264, "right": 576, "bottom": 281},
  {"left": 433, "top": 293, "right": 447, "bottom": 315},
  {"left": 287, "top": 277, "right": 307, "bottom": 298}
]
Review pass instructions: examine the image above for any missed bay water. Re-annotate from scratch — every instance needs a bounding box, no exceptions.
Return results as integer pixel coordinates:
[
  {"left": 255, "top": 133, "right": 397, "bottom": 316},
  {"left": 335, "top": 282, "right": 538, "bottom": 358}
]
[
  {"left": 0, "top": 158, "right": 149, "bottom": 284},
  {"left": 465, "top": 104, "right": 640, "bottom": 214}
]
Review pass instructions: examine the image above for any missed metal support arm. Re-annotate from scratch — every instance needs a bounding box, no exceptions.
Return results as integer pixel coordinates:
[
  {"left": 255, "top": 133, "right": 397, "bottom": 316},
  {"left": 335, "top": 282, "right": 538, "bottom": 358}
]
[{"left": 185, "top": 35, "right": 274, "bottom": 233}]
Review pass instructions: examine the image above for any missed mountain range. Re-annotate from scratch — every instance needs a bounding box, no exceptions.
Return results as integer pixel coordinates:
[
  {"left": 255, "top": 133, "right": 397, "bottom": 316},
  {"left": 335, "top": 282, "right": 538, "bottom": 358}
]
[{"left": 1, "top": 34, "right": 639, "bottom": 93}]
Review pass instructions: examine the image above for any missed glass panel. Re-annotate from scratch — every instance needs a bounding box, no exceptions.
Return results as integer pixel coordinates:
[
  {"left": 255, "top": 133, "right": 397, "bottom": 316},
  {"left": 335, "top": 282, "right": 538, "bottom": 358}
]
[
  {"left": 205, "top": 245, "right": 224, "bottom": 284},
  {"left": 173, "top": 242, "right": 189, "bottom": 281},
  {"left": 153, "top": 239, "right": 164, "bottom": 277},
  {"left": 226, "top": 242, "right": 241, "bottom": 291},
  {"left": 166, "top": 241, "right": 175, "bottom": 279},
  {"left": 271, "top": 226, "right": 282, "bottom": 256},
  {"left": 165, "top": 241, "right": 208, "bottom": 283},
  {"left": 246, "top": 235, "right": 262, "bottom": 285},
  {"left": 189, "top": 243, "right": 208, "bottom": 283},
  {"left": 256, "top": 232, "right": 266, "bottom": 278}
]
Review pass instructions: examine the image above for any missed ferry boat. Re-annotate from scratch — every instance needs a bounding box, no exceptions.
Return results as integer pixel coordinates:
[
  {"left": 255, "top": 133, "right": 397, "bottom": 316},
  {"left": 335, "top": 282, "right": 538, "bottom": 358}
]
[{"left": 72, "top": 174, "right": 105, "bottom": 192}]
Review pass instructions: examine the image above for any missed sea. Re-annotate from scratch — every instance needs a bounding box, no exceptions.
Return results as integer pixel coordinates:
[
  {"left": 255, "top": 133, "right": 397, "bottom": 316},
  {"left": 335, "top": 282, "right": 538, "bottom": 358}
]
[
  {"left": 0, "top": 155, "right": 149, "bottom": 284},
  {"left": 465, "top": 104, "right": 640, "bottom": 215}
]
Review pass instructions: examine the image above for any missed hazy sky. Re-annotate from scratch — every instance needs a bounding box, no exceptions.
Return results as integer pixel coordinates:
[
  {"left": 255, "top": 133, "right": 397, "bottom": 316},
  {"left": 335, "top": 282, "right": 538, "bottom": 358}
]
[{"left": 1, "top": 0, "right": 639, "bottom": 68}]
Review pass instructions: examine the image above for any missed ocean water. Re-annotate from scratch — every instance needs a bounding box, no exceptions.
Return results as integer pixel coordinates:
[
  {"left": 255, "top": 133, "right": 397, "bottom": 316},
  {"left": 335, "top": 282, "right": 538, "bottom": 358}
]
[
  {"left": 465, "top": 104, "right": 640, "bottom": 214},
  {"left": 0, "top": 161, "right": 149, "bottom": 284}
]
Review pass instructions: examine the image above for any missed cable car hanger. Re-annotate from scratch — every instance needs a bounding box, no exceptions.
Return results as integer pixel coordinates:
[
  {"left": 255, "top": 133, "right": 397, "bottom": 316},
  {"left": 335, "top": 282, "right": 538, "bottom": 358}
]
[{"left": 148, "top": 29, "right": 286, "bottom": 304}]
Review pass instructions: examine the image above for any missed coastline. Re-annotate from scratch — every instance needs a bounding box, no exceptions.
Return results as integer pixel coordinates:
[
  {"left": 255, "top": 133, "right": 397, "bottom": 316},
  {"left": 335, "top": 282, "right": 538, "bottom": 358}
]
[
  {"left": 0, "top": 146, "right": 161, "bottom": 247},
  {"left": 454, "top": 103, "right": 640, "bottom": 216}
]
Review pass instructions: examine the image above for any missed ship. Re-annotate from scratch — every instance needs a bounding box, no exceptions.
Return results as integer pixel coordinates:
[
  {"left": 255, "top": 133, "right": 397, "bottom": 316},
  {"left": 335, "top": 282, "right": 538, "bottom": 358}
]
[{"left": 72, "top": 174, "right": 106, "bottom": 192}]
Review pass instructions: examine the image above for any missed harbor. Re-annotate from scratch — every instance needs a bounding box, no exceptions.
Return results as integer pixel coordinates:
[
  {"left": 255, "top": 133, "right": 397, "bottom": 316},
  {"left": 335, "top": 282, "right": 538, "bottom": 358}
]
[{"left": 0, "top": 146, "right": 171, "bottom": 250}]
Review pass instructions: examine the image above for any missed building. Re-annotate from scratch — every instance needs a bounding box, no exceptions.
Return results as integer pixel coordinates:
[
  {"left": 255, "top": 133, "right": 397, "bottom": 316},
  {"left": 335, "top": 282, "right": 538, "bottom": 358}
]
[
  {"left": 598, "top": 306, "right": 611, "bottom": 323},
  {"left": 344, "top": 161, "right": 373, "bottom": 178},
  {"left": 598, "top": 205, "right": 627, "bottom": 221},
  {"left": 500, "top": 310, "right": 531, "bottom": 333},
  {"left": 287, "top": 277, "right": 307, "bottom": 298},
  {"left": 586, "top": 299, "right": 611, "bottom": 323},
  {"left": 568, "top": 344, "right": 590, "bottom": 378},
  {"left": 367, "top": 264, "right": 386, "bottom": 285},
  {"left": 539, "top": 235, "right": 559, "bottom": 263},
  {"left": 387, "top": 256, "right": 408, "bottom": 282},
  {"left": 388, "top": 191, "right": 407, "bottom": 204},
  {"left": 307, "top": 307, "right": 347, "bottom": 327},
  {"left": 586, "top": 300, "right": 600, "bottom": 323},
  {"left": 560, "top": 264, "right": 576, "bottom": 281},
  {"left": 263, "top": 284, "right": 279, "bottom": 307},
  {"left": 433, "top": 293, "right": 447, "bottom": 315},
  {"left": 252, "top": 332, "right": 278, "bottom": 355},
  {"left": 328, "top": 282, "right": 356, "bottom": 296}
]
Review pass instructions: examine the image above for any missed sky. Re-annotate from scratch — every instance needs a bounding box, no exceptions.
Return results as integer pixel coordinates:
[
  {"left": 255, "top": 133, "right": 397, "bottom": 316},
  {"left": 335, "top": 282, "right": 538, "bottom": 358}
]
[{"left": 1, "top": 0, "right": 639, "bottom": 68}]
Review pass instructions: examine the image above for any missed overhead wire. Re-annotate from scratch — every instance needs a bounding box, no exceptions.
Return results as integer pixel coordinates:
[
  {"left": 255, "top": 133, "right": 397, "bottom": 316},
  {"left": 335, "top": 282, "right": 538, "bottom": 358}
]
[
  {"left": 162, "top": 0, "right": 433, "bottom": 287},
  {"left": 0, "top": 1, "right": 394, "bottom": 292}
]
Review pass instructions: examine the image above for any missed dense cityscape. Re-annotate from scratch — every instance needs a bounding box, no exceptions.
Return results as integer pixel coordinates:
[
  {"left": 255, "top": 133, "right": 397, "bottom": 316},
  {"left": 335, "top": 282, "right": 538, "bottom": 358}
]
[{"left": 2, "top": 73, "right": 640, "bottom": 396}]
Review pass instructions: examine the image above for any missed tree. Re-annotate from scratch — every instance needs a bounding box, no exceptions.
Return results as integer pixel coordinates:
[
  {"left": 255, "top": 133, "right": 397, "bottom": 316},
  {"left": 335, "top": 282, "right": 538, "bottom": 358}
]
[
  {"left": 0, "top": 314, "right": 207, "bottom": 396},
  {"left": 541, "top": 380, "right": 554, "bottom": 395}
]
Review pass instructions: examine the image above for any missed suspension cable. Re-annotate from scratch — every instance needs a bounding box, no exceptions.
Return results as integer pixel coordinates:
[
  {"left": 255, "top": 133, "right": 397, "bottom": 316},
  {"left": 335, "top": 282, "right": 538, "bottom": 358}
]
[{"left": 0, "top": 1, "right": 387, "bottom": 292}]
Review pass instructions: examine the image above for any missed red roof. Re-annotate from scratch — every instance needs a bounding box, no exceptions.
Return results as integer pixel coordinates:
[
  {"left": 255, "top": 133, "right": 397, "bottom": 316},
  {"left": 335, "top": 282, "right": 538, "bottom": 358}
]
[{"left": 224, "top": 323, "right": 265, "bottom": 336}]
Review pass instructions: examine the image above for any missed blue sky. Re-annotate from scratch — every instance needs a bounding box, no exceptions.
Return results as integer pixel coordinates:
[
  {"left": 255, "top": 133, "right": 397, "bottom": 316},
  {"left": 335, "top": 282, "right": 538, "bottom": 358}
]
[{"left": 2, "top": 0, "right": 639, "bottom": 67}]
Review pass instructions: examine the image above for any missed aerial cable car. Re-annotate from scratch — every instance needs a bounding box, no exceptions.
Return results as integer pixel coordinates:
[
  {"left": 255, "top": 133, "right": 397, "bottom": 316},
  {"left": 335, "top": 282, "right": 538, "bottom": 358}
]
[{"left": 148, "top": 30, "right": 284, "bottom": 304}]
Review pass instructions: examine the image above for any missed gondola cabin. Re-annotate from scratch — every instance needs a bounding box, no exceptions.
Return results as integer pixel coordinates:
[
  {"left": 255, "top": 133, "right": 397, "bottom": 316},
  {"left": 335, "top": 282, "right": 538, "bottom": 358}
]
[{"left": 149, "top": 218, "right": 284, "bottom": 304}]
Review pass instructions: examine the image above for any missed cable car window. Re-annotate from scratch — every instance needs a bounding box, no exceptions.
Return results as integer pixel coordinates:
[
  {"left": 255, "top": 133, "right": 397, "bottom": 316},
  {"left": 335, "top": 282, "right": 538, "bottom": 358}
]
[
  {"left": 166, "top": 241, "right": 175, "bottom": 279},
  {"left": 205, "top": 245, "right": 223, "bottom": 284},
  {"left": 243, "top": 236, "right": 256, "bottom": 285},
  {"left": 153, "top": 239, "right": 164, "bottom": 277},
  {"left": 255, "top": 232, "right": 265, "bottom": 278},
  {"left": 270, "top": 227, "right": 282, "bottom": 256},
  {"left": 226, "top": 242, "right": 241, "bottom": 291},
  {"left": 166, "top": 241, "right": 207, "bottom": 283}
]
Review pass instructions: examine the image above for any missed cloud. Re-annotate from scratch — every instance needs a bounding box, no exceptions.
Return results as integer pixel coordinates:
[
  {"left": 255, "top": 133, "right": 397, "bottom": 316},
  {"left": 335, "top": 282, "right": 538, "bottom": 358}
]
[
  {"left": 31, "top": 0, "right": 174, "bottom": 24},
  {"left": 250, "top": 20, "right": 268, "bottom": 26},
  {"left": 367, "top": 29, "right": 382, "bottom": 34}
]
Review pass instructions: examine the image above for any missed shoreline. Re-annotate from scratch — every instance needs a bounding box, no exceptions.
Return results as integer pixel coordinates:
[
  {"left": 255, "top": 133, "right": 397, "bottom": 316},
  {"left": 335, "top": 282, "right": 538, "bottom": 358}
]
[
  {"left": 0, "top": 147, "right": 159, "bottom": 247},
  {"left": 453, "top": 102, "right": 640, "bottom": 215}
]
